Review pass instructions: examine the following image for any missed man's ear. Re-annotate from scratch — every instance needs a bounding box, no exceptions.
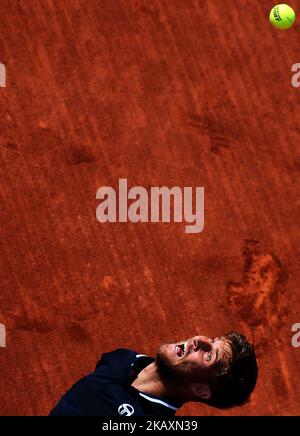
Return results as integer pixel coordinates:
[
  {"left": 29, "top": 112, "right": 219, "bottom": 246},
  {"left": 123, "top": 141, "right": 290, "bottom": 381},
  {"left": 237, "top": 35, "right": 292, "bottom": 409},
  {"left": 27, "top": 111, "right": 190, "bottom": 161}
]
[{"left": 191, "top": 382, "right": 211, "bottom": 400}]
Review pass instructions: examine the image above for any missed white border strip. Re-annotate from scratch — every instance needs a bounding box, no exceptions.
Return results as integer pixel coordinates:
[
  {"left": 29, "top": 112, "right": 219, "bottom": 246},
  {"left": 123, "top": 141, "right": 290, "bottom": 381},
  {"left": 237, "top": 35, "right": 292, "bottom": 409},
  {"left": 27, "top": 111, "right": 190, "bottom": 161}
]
[
  {"left": 139, "top": 392, "right": 178, "bottom": 411},
  {"left": 0, "top": 64, "right": 6, "bottom": 88},
  {"left": 0, "top": 324, "right": 6, "bottom": 348}
]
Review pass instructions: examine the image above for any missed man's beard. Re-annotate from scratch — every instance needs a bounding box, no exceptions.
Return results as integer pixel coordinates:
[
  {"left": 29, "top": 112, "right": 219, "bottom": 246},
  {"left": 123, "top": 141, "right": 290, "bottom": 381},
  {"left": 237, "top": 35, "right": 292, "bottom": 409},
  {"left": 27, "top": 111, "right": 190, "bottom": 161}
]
[
  {"left": 155, "top": 346, "right": 191, "bottom": 381},
  {"left": 155, "top": 350, "right": 175, "bottom": 378}
]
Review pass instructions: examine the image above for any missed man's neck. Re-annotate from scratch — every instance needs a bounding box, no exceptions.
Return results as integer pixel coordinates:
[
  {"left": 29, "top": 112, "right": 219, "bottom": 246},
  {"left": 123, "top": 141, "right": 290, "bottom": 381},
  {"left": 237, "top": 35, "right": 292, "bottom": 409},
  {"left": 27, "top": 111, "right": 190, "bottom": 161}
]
[{"left": 131, "top": 362, "right": 186, "bottom": 403}]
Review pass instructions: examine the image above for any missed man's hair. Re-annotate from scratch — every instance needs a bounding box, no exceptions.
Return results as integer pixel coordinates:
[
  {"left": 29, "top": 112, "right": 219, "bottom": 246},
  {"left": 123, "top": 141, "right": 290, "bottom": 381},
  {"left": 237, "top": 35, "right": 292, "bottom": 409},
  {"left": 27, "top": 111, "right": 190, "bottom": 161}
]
[{"left": 206, "top": 332, "right": 258, "bottom": 409}]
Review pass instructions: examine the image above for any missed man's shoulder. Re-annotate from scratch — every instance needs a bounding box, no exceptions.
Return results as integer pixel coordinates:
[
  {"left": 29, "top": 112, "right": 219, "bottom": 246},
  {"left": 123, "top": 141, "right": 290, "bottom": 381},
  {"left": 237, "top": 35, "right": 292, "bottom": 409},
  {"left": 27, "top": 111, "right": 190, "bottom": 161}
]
[
  {"left": 95, "top": 348, "right": 148, "bottom": 378},
  {"left": 99, "top": 348, "right": 141, "bottom": 363}
]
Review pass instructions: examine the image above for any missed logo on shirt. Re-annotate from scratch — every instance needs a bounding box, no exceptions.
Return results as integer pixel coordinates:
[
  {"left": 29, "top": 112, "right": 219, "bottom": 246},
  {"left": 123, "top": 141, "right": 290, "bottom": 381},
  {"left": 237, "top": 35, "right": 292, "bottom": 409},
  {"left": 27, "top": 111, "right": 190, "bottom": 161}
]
[{"left": 118, "top": 403, "right": 135, "bottom": 416}]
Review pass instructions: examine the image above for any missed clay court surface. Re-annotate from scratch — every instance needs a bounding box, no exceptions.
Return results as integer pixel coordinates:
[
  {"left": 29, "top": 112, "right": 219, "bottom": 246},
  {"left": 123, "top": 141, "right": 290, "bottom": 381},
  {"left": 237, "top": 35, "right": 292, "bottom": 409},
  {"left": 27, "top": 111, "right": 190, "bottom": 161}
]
[{"left": 0, "top": 0, "right": 300, "bottom": 416}]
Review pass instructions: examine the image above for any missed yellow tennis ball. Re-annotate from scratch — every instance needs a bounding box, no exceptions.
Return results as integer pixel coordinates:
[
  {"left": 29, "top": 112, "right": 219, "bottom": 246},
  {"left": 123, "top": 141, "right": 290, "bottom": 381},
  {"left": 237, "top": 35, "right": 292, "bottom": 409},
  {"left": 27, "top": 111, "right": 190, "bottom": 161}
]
[{"left": 269, "top": 4, "right": 296, "bottom": 29}]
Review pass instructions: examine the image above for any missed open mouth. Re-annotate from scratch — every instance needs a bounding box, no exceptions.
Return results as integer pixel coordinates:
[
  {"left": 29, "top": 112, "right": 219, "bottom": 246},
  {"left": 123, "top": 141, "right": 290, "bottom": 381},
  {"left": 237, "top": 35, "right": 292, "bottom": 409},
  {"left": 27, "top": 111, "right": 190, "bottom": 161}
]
[{"left": 175, "top": 341, "right": 188, "bottom": 358}]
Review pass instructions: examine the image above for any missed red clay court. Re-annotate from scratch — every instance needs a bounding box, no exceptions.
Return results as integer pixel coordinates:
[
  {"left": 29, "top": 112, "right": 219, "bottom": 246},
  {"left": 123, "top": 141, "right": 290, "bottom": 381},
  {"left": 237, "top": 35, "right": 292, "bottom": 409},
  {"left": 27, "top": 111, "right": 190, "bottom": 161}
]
[{"left": 0, "top": 0, "right": 300, "bottom": 415}]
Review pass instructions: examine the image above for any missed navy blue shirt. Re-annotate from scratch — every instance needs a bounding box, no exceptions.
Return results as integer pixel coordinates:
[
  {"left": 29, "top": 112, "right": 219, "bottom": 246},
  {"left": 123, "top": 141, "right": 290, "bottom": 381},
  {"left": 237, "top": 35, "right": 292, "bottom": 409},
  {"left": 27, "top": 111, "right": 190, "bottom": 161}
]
[{"left": 49, "top": 348, "right": 181, "bottom": 416}]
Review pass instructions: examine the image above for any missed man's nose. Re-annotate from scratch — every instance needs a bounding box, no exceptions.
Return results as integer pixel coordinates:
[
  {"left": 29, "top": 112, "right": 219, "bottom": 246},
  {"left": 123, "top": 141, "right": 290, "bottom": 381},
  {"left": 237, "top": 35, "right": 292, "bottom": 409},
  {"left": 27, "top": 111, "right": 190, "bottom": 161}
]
[{"left": 193, "top": 336, "right": 212, "bottom": 352}]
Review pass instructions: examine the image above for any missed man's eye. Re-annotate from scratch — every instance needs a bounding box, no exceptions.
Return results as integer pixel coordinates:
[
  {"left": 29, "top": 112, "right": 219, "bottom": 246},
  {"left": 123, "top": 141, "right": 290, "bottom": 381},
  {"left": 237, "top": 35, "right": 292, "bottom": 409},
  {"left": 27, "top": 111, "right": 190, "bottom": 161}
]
[{"left": 206, "top": 352, "right": 213, "bottom": 362}]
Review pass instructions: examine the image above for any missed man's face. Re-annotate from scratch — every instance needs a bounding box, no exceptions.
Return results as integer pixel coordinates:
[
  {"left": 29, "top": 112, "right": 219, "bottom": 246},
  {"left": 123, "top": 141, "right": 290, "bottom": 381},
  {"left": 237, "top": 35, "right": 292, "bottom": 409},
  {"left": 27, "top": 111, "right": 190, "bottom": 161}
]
[{"left": 156, "top": 335, "right": 232, "bottom": 382}]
